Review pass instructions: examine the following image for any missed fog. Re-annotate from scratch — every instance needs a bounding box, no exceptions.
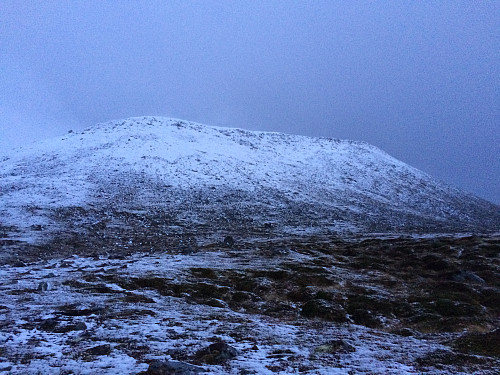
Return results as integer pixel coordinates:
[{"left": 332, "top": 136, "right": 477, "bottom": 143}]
[{"left": 1, "top": 1, "right": 498, "bottom": 203}]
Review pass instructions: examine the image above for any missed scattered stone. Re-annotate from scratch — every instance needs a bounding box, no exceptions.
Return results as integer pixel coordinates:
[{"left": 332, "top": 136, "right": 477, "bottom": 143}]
[
  {"left": 238, "top": 370, "right": 258, "bottom": 375},
  {"left": 55, "top": 322, "right": 87, "bottom": 333},
  {"left": 194, "top": 342, "right": 238, "bottom": 365},
  {"left": 85, "top": 344, "right": 111, "bottom": 356},
  {"left": 11, "top": 260, "right": 26, "bottom": 267},
  {"left": 203, "top": 298, "right": 227, "bottom": 308},
  {"left": 349, "top": 308, "right": 382, "bottom": 328},
  {"left": 452, "top": 270, "right": 486, "bottom": 284},
  {"left": 38, "top": 318, "right": 58, "bottom": 332},
  {"left": 43, "top": 272, "right": 57, "bottom": 278},
  {"left": 143, "top": 359, "right": 205, "bottom": 374},
  {"left": 37, "top": 281, "right": 49, "bottom": 291},
  {"left": 73, "top": 321, "right": 88, "bottom": 331},
  {"left": 394, "top": 328, "right": 418, "bottom": 337},
  {"left": 176, "top": 236, "right": 198, "bottom": 254},
  {"left": 222, "top": 236, "right": 235, "bottom": 248},
  {"left": 115, "top": 308, "right": 156, "bottom": 318},
  {"left": 123, "top": 293, "right": 156, "bottom": 303},
  {"left": 58, "top": 304, "right": 104, "bottom": 316},
  {"left": 315, "top": 340, "right": 356, "bottom": 354},
  {"left": 1, "top": 235, "right": 498, "bottom": 374}
]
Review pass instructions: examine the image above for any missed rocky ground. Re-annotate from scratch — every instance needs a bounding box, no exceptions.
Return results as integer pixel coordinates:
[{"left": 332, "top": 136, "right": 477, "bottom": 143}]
[{"left": 0, "top": 232, "right": 499, "bottom": 374}]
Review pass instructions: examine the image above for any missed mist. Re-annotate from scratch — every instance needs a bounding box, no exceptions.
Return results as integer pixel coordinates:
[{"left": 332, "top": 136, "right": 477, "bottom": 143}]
[{"left": 1, "top": 1, "right": 498, "bottom": 203}]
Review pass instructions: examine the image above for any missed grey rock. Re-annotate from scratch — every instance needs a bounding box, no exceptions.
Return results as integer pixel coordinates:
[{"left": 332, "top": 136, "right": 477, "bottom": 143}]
[
  {"left": 452, "top": 270, "right": 486, "bottom": 284},
  {"left": 12, "top": 260, "right": 26, "bottom": 267},
  {"left": 222, "top": 236, "right": 235, "bottom": 247},
  {"left": 85, "top": 344, "right": 111, "bottom": 356},
  {"left": 144, "top": 360, "right": 205, "bottom": 374},
  {"left": 38, "top": 318, "right": 58, "bottom": 332},
  {"left": 176, "top": 236, "right": 198, "bottom": 254},
  {"left": 315, "top": 339, "right": 356, "bottom": 354},
  {"left": 37, "top": 281, "right": 49, "bottom": 291},
  {"left": 194, "top": 342, "right": 238, "bottom": 365},
  {"left": 55, "top": 321, "right": 87, "bottom": 333}
]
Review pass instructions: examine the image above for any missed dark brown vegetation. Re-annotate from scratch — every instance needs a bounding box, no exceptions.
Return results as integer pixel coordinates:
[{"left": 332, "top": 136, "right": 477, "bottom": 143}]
[{"left": 1, "top": 228, "right": 499, "bottom": 373}]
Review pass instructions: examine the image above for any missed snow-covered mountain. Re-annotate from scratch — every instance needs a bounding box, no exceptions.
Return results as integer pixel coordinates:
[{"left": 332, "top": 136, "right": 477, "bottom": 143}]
[{"left": 1, "top": 116, "right": 498, "bottom": 243}]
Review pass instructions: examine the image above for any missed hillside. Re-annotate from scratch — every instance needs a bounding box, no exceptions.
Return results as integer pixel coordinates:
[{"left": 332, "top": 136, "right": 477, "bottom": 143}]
[{"left": 1, "top": 116, "right": 498, "bottom": 249}]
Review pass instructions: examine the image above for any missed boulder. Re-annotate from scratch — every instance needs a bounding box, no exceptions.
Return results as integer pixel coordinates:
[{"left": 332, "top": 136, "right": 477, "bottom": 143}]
[
  {"left": 222, "top": 236, "right": 235, "bottom": 248},
  {"left": 84, "top": 344, "right": 111, "bottom": 356},
  {"left": 194, "top": 342, "right": 238, "bottom": 365},
  {"left": 315, "top": 339, "right": 356, "bottom": 354},
  {"left": 144, "top": 360, "right": 204, "bottom": 374}
]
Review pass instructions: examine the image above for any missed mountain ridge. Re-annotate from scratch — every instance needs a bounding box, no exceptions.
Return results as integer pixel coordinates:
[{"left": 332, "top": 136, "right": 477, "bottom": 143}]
[{"left": 1, "top": 116, "right": 499, "bottom": 245}]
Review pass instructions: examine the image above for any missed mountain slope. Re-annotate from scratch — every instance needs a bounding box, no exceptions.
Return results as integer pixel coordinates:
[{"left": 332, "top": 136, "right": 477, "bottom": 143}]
[{"left": 0, "top": 116, "right": 498, "bottom": 244}]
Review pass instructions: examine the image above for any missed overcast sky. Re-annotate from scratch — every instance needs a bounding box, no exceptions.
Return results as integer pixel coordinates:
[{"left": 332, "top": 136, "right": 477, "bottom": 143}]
[{"left": 1, "top": 1, "right": 499, "bottom": 204}]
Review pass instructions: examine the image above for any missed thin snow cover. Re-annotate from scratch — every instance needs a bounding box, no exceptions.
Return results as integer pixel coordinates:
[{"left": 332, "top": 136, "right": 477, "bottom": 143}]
[
  {"left": 1, "top": 117, "right": 498, "bottom": 374},
  {"left": 1, "top": 116, "right": 495, "bottom": 243},
  {"left": 0, "top": 250, "right": 458, "bottom": 375}
]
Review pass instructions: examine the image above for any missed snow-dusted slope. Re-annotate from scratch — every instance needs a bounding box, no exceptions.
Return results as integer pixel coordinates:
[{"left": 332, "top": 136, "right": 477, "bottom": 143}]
[{"left": 0, "top": 116, "right": 498, "bottom": 242}]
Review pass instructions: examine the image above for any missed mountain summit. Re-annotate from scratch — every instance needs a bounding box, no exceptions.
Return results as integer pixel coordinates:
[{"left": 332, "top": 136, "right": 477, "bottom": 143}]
[{"left": 1, "top": 116, "right": 498, "bottom": 244}]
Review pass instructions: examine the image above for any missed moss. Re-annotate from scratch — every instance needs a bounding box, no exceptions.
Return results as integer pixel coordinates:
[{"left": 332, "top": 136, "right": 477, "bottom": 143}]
[
  {"left": 409, "top": 315, "right": 482, "bottom": 333},
  {"left": 263, "top": 302, "right": 297, "bottom": 318},
  {"left": 300, "top": 300, "right": 347, "bottom": 323},
  {"left": 350, "top": 309, "right": 382, "bottom": 328},
  {"left": 480, "top": 288, "right": 500, "bottom": 312},
  {"left": 416, "top": 349, "right": 493, "bottom": 370},
  {"left": 350, "top": 255, "right": 380, "bottom": 270},
  {"left": 296, "top": 274, "right": 335, "bottom": 287},
  {"left": 347, "top": 295, "right": 393, "bottom": 316},
  {"left": 231, "top": 291, "right": 252, "bottom": 303},
  {"left": 314, "top": 290, "right": 334, "bottom": 301},
  {"left": 131, "top": 277, "right": 168, "bottom": 291},
  {"left": 188, "top": 282, "right": 229, "bottom": 300},
  {"left": 420, "top": 254, "right": 454, "bottom": 272},
  {"left": 190, "top": 267, "right": 218, "bottom": 279},
  {"left": 230, "top": 274, "right": 260, "bottom": 293},
  {"left": 453, "top": 329, "right": 500, "bottom": 357},
  {"left": 122, "top": 293, "right": 156, "bottom": 304},
  {"left": 413, "top": 281, "right": 479, "bottom": 305},
  {"left": 260, "top": 270, "right": 290, "bottom": 281},
  {"left": 392, "top": 301, "right": 414, "bottom": 318},
  {"left": 203, "top": 298, "right": 226, "bottom": 308},
  {"left": 286, "top": 288, "right": 313, "bottom": 302},
  {"left": 57, "top": 304, "right": 105, "bottom": 317},
  {"left": 431, "top": 299, "right": 482, "bottom": 317},
  {"left": 283, "top": 264, "right": 328, "bottom": 274},
  {"left": 114, "top": 309, "right": 157, "bottom": 318}
]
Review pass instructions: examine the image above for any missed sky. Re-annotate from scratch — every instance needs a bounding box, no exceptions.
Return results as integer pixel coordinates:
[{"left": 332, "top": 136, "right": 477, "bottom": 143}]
[{"left": 1, "top": 1, "right": 499, "bottom": 204}]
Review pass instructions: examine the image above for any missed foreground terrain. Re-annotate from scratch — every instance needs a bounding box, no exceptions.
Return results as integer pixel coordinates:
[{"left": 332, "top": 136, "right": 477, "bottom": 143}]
[{"left": 0, "top": 234, "right": 498, "bottom": 374}]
